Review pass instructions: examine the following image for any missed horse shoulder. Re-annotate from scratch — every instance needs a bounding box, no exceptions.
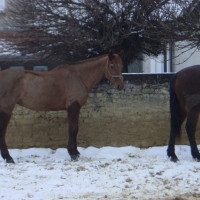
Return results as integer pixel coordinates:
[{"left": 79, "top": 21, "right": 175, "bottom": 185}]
[{"left": 57, "top": 68, "right": 89, "bottom": 108}]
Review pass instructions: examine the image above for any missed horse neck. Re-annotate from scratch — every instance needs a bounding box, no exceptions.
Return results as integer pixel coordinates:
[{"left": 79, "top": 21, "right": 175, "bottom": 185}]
[{"left": 78, "top": 56, "right": 108, "bottom": 92}]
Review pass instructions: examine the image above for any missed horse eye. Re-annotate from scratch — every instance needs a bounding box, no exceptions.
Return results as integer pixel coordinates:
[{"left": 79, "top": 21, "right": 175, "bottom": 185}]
[{"left": 110, "top": 65, "right": 114, "bottom": 69}]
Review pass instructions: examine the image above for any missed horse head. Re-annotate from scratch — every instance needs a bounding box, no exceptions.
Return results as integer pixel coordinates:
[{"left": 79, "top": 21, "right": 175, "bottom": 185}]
[{"left": 105, "top": 49, "right": 124, "bottom": 91}]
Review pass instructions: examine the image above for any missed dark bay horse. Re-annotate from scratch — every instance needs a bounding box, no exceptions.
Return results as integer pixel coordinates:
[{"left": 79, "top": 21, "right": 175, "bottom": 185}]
[
  {"left": 0, "top": 50, "right": 124, "bottom": 163},
  {"left": 167, "top": 65, "right": 200, "bottom": 162}
]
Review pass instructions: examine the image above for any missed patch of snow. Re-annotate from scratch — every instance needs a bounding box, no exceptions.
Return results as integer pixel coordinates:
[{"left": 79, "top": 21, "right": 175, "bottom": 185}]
[{"left": 0, "top": 145, "right": 200, "bottom": 199}]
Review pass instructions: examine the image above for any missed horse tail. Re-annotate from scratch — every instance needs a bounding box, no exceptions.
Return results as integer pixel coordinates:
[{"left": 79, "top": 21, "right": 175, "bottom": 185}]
[{"left": 169, "top": 73, "right": 182, "bottom": 139}]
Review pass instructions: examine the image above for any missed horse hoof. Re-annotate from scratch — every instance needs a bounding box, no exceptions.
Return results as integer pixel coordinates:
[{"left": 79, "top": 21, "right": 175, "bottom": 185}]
[
  {"left": 6, "top": 158, "right": 15, "bottom": 164},
  {"left": 71, "top": 155, "right": 79, "bottom": 161},
  {"left": 195, "top": 157, "right": 200, "bottom": 162},
  {"left": 170, "top": 157, "right": 179, "bottom": 163}
]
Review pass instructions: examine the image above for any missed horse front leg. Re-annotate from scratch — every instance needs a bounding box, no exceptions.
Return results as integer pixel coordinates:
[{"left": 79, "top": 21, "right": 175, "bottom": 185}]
[
  {"left": 0, "top": 111, "right": 14, "bottom": 163},
  {"left": 67, "top": 101, "right": 81, "bottom": 161}
]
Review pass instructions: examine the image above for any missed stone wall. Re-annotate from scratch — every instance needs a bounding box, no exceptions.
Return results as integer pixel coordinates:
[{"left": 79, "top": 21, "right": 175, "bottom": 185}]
[{"left": 6, "top": 73, "right": 199, "bottom": 149}]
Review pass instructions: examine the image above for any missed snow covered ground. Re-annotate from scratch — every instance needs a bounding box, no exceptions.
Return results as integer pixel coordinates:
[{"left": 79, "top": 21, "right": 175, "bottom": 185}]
[{"left": 1, "top": 145, "right": 200, "bottom": 200}]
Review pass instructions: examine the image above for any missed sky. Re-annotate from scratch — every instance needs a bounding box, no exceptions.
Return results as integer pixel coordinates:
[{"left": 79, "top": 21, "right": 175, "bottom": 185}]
[
  {"left": 0, "top": 0, "right": 4, "bottom": 6},
  {"left": 0, "top": 0, "right": 4, "bottom": 11}
]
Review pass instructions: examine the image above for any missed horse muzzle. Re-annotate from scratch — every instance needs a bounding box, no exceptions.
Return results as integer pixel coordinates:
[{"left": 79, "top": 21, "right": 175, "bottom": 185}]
[{"left": 116, "top": 83, "right": 124, "bottom": 91}]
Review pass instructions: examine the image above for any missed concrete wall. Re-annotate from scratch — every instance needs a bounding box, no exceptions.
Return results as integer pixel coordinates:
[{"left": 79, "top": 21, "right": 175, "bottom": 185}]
[{"left": 6, "top": 73, "right": 199, "bottom": 149}]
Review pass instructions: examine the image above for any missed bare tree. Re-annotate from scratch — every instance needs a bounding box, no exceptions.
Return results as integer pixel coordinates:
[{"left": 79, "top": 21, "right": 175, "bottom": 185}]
[{"left": 1, "top": 0, "right": 199, "bottom": 71}]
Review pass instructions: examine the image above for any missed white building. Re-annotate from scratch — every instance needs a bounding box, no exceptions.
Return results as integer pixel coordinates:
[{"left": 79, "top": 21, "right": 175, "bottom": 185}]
[{"left": 129, "top": 42, "right": 200, "bottom": 73}]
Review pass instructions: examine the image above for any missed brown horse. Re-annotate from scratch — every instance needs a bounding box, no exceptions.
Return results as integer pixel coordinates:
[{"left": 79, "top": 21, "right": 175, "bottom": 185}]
[
  {"left": 167, "top": 65, "right": 200, "bottom": 162},
  {"left": 0, "top": 50, "right": 124, "bottom": 163}
]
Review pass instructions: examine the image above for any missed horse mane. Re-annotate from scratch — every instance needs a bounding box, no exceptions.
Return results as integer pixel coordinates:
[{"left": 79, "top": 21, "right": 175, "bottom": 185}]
[
  {"left": 70, "top": 54, "right": 107, "bottom": 65},
  {"left": 51, "top": 54, "right": 108, "bottom": 71}
]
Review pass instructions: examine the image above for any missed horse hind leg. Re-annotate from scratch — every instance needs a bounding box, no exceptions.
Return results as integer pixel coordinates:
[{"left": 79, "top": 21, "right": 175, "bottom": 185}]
[
  {"left": 185, "top": 108, "right": 200, "bottom": 161},
  {"left": 0, "top": 111, "right": 14, "bottom": 163},
  {"left": 167, "top": 105, "right": 187, "bottom": 162}
]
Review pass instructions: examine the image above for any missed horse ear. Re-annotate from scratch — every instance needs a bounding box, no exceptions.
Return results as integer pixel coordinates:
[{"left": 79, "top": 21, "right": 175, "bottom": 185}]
[
  {"left": 108, "top": 49, "right": 114, "bottom": 60},
  {"left": 118, "top": 50, "right": 124, "bottom": 58}
]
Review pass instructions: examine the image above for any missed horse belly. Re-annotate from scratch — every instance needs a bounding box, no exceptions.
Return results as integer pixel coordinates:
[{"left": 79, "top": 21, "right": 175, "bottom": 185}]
[
  {"left": 18, "top": 95, "right": 66, "bottom": 111},
  {"left": 18, "top": 75, "right": 67, "bottom": 111}
]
